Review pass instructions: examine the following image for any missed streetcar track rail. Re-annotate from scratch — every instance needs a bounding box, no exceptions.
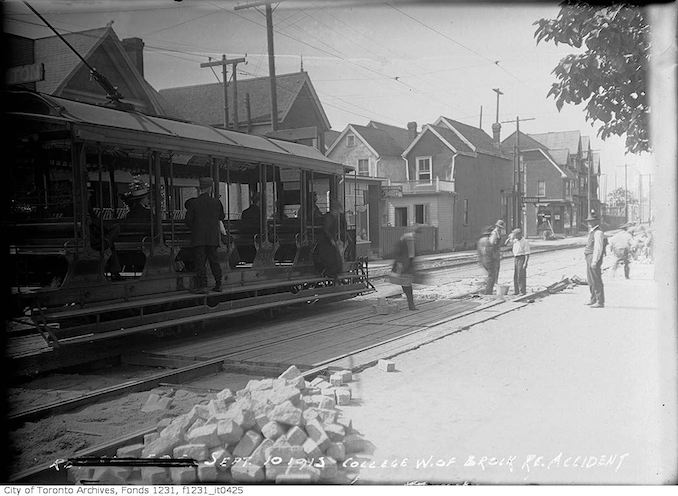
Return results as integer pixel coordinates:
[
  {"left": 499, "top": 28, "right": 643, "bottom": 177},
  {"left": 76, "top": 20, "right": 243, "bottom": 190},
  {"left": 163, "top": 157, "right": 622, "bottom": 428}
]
[
  {"left": 9, "top": 365, "right": 331, "bottom": 484},
  {"left": 10, "top": 279, "right": 578, "bottom": 484},
  {"left": 368, "top": 241, "right": 586, "bottom": 281},
  {"left": 9, "top": 243, "right": 588, "bottom": 429}
]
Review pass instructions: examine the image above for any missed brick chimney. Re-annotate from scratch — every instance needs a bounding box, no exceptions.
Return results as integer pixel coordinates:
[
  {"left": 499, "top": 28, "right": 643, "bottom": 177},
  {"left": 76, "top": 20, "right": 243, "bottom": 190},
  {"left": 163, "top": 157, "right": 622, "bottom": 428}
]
[
  {"left": 407, "top": 121, "right": 417, "bottom": 142},
  {"left": 122, "top": 37, "right": 144, "bottom": 77},
  {"left": 492, "top": 122, "right": 501, "bottom": 144}
]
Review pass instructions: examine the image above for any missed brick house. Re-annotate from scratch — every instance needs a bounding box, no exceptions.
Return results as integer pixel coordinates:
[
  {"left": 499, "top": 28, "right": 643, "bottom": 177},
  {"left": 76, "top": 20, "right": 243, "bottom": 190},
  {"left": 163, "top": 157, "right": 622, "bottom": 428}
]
[{"left": 395, "top": 116, "right": 513, "bottom": 250}]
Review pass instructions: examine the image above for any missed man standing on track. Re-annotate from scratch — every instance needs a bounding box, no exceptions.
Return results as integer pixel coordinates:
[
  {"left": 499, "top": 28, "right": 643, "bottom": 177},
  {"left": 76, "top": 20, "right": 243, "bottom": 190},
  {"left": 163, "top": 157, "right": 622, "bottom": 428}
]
[
  {"left": 506, "top": 228, "right": 530, "bottom": 295},
  {"left": 584, "top": 211, "right": 606, "bottom": 308},
  {"left": 185, "top": 177, "right": 225, "bottom": 293},
  {"left": 477, "top": 219, "right": 505, "bottom": 295}
]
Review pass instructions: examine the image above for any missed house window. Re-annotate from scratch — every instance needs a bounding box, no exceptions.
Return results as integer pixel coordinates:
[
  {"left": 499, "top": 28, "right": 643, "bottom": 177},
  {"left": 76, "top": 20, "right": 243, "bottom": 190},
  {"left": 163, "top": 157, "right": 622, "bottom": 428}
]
[
  {"left": 463, "top": 199, "right": 469, "bottom": 225},
  {"left": 565, "top": 180, "right": 571, "bottom": 197},
  {"left": 347, "top": 134, "right": 355, "bottom": 147},
  {"left": 415, "top": 204, "right": 428, "bottom": 224},
  {"left": 538, "top": 180, "right": 546, "bottom": 197},
  {"left": 416, "top": 157, "right": 432, "bottom": 182},
  {"left": 395, "top": 207, "right": 408, "bottom": 227},
  {"left": 358, "top": 158, "right": 369, "bottom": 176}
]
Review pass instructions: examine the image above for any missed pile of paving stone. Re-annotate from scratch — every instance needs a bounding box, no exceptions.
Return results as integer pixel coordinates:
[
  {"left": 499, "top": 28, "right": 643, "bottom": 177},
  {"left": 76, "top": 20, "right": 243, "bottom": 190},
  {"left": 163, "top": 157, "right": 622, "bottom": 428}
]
[{"left": 70, "top": 366, "right": 366, "bottom": 484}]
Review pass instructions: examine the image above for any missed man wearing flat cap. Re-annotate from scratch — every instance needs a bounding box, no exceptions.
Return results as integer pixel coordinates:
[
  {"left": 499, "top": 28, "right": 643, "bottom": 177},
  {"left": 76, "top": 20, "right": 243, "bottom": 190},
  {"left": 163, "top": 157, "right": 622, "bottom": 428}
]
[
  {"left": 584, "top": 210, "right": 606, "bottom": 308},
  {"left": 477, "top": 219, "right": 506, "bottom": 295},
  {"left": 185, "top": 177, "right": 226, "bottom": 293}
]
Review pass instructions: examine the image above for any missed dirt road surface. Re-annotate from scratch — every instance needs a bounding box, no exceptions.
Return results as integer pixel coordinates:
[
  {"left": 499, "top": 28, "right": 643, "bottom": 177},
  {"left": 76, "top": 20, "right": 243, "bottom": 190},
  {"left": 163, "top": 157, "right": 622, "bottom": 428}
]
[{"left": 342, "top": 262, "right": 676, "bottom": 484}]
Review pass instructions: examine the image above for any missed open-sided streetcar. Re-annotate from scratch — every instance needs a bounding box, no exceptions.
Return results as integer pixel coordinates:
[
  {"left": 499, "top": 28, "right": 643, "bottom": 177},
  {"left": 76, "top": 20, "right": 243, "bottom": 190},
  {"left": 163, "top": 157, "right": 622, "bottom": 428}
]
[{"left": 6, "top": 90, "right": 372, "bottom": 357}]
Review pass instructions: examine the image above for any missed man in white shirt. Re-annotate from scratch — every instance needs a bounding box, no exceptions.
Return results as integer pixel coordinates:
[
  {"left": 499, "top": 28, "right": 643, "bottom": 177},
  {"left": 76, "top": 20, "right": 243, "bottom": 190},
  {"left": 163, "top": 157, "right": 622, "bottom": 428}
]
[{"left": 507, "top": 228, "right": 530, "bottom": 295}]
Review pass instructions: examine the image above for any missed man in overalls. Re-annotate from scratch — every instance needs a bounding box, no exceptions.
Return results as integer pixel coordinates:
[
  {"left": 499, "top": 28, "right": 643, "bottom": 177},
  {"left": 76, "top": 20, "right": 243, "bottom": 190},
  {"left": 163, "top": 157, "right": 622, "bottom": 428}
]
[{"left": 584, "top": 211, "right": 605, "bottom": 308}]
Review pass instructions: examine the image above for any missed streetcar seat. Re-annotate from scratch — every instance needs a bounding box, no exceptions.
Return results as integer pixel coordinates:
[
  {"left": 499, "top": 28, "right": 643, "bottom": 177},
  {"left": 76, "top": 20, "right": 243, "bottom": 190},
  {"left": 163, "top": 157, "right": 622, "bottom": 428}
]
[{"left": 8, "top": 220, "right": 83, "bottom": 255}]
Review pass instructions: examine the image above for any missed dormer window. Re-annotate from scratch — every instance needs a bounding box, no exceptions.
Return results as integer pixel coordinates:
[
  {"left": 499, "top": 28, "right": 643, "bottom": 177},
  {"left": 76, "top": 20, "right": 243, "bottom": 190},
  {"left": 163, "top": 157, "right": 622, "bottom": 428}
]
[{"left": 347, "top": 134, "right": 355, "bottom": 147}]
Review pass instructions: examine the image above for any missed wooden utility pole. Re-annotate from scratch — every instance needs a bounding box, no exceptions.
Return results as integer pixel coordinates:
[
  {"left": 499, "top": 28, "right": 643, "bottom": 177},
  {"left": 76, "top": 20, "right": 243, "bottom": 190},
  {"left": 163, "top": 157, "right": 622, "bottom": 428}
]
[
  {"left": 235, "top": 0, "right": 281, "bottom": 131},
  {"left": 200, "top": 56, "right": 246, "bottom": 129},
  {"left": 501, "top": 116, "right": 535, "bottom": 230}
]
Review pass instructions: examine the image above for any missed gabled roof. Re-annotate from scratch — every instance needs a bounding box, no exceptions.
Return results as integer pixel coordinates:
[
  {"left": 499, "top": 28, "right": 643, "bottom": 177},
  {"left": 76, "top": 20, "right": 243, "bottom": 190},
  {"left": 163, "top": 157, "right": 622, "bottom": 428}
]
[
  {"left": 326, "top": 123, "right": 406, "bottom": 158},
  {"left": 529, "top": 130, "right": 581, "bottom": 156},
  {"left": 159, "top": 71, "right": 330, "bottom": 130},
  {"left": 549, "top": 149, "right": 570, "bottom": 167},
  {"left": 30, "top": 26, "right": 167, "bottom": 115},
  {"left": 501, "top": 131, "right": 568, "bottom": 178},
  {"left": 402, "top": 124, "right": 474, "bottom": 158},
  {"left": 436, "top": 116, "right": 504, "bottom": 157},
  {"left": 366, "top": 121, "right": 412, "bottom": 149},
  {"left": 592, "top": 151, "right": 601, "bottom": 174},
  {"left": 33, "top": 27, "right": 108, "bottom": 95},
  {"left": 350, "top": 124, "right": 408, "bottom": 157},
  {"left": 501, "top": 130, "right": 550, "bottom": 155}
]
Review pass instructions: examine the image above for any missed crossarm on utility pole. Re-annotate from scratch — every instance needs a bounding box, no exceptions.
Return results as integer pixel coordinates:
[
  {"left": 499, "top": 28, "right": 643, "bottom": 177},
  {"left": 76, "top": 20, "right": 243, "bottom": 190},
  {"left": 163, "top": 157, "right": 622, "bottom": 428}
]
[{"left": 201, "top": 56, "right": 246, "bottom": 130}]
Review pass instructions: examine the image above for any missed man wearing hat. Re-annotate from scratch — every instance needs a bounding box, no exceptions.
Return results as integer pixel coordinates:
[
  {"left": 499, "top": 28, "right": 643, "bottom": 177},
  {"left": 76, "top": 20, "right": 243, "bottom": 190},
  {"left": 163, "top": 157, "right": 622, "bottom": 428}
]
[
  {"left": 506, "top": 227, "right": 530, "bottom": 295},
  {"left": 477, "top": 219, "right": 506, "bottom": 295},
  {"left": 185, "top": 177, "right": 226, "bottom": 293},
  {"left": 584, "top": 210, "right": 606, "bottom": 307},
  {"left": 123, "top": 179, "right": 151, "bottom": 222}
]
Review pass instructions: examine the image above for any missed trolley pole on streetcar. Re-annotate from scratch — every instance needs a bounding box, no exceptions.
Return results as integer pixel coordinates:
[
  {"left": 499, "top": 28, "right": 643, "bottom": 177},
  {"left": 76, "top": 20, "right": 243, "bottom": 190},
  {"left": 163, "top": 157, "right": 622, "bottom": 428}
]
[{"left": 201, "top": 56, "right": 246, "bottom": 130}]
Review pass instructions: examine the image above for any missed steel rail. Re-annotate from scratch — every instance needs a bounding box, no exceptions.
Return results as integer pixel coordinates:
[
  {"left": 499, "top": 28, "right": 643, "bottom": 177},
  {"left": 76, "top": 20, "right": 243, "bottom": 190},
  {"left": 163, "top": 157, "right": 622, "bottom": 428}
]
[
  {"left": 9, "top": 243, "right": 585, "bottom": 427},
  {"left": 9, "top": 256, "right": 583, "bottom": 484},
  {"left": 9, "top": 365, "right": 330, "bottom": 484}
]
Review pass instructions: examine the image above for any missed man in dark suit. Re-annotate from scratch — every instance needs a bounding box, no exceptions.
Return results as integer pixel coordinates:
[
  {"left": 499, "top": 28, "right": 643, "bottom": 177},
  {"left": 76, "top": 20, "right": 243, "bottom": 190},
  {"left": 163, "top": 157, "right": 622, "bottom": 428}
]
[{"left": 185, "top": 177, "right": 225, "bottom": 293}]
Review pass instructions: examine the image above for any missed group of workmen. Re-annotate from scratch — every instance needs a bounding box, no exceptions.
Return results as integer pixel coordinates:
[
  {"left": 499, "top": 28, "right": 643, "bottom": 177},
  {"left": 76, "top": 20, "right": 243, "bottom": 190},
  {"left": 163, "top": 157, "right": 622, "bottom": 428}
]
[
  {"left": 476, "top": 211, "right": 648, "bottom": 308},
  {"left": 476, "top": 219, "right": 531, "bottom": 297}
]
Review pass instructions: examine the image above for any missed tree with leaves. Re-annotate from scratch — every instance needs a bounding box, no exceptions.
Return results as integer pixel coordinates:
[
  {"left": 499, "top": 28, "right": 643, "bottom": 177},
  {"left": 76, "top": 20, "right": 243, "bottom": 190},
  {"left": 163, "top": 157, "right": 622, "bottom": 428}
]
[
  {"left": 607, "top": 187, "right": 638, "bottom": 208},
  {"left": 534, "top": 2, "right": 650, "bottom": 154}
]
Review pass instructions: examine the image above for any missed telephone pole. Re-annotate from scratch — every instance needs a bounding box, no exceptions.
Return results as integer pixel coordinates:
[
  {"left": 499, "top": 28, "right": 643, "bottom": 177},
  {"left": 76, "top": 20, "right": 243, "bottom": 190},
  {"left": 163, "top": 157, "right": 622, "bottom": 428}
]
[
  {"left": 201, "top": 56, "right": 246, "bottom": 129},
  {"left": 501, "top": 116, "right": 535, "bottom": 230},
  {"left": 235, "top": 1, "right": 281, "bottom": 131}
]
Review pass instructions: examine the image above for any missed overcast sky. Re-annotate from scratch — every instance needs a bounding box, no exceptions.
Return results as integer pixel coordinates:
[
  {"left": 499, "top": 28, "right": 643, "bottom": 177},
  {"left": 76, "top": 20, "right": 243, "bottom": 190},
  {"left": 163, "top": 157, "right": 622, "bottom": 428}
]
[{"left": 4, "top": 0, "right": 657, "bottom": 198}]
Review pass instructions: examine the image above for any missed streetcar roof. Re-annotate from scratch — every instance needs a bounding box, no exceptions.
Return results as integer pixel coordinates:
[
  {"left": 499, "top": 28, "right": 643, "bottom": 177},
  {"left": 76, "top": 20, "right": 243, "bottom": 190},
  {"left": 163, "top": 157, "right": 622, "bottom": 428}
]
[{"left": 8, "top": 91, "right": 351, "bottom": 175}]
